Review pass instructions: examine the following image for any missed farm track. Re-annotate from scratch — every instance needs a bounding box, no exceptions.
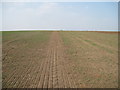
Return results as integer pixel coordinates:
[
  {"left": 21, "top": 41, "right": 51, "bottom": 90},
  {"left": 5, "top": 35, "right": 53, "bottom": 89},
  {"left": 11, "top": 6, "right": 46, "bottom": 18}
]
[
  {"left": 37, "top": 32, "right": 78, "bottom": 88},
  {"left": 3, "top": 32, "right": 79, "bottom": 88}
]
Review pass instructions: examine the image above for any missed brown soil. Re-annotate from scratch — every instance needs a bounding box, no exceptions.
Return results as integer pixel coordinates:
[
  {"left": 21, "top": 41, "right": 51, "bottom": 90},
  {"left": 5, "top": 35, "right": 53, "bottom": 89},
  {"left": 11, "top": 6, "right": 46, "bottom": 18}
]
[
  {"left": 93, "top": 31, "right": 120, "bottom": 34},
  {"left": 2, "top": 31, "right": 78, "bottom": 88},
  {"left": 2, "top": 31, "right": 118, "bottom": 88}
]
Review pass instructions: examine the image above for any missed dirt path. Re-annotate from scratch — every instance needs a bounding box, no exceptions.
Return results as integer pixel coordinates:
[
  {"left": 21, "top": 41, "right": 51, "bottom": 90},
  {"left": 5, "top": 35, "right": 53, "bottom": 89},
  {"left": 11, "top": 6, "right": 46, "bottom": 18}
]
[
  {"left": 37, "top": 31, "right": 77, "bottom": 88},
  {"left": 3, "top": 31, "right": 77, "bottom": 88}
]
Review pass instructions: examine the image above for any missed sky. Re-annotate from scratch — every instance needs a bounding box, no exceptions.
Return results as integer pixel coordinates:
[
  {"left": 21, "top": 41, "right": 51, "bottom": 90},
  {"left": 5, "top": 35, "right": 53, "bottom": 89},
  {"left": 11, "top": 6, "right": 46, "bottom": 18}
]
[{"left": 1, "top": 1, "right": 118, "bottom": 31}]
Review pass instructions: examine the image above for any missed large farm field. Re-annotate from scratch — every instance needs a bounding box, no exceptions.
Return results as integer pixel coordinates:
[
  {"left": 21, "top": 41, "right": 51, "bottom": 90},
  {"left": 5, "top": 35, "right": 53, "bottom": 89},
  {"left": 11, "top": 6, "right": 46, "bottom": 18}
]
[{"left": 2, "top": 31, "right": 118, "bottom": 88}]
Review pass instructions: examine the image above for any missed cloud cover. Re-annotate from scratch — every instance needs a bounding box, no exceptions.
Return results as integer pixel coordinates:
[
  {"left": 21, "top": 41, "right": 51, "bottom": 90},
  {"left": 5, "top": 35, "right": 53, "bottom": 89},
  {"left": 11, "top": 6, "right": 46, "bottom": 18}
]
[{"left": 1, "top": 2, "right": 118, "bottom": 31}]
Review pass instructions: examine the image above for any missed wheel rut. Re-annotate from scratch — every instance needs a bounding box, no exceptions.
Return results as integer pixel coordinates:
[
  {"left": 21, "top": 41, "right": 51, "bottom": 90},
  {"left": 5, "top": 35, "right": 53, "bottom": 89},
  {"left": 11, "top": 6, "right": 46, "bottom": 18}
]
[{"left": 37, "top": 31, "right": 77, "bottom": 88}]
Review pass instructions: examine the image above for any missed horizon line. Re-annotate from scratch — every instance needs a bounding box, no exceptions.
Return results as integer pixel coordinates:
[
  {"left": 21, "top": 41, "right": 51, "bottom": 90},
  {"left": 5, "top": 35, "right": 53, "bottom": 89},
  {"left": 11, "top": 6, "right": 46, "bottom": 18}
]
[{"left": 1, "top": 29, "right": 119, "bottom": 32}]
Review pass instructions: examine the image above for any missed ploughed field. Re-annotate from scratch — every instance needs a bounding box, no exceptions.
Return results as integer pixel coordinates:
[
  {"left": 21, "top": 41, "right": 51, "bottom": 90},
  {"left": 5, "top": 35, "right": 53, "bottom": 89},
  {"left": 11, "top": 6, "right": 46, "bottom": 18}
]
[{"left": 2, "top": 31, "right": 118, "bottom": 88}]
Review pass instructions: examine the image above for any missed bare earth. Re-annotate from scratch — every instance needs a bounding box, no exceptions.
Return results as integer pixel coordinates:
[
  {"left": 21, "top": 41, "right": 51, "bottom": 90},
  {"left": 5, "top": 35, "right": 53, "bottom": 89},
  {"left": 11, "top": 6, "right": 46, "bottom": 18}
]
[{"left": 2, "top": 31, "right": 118, "bottom": 88}]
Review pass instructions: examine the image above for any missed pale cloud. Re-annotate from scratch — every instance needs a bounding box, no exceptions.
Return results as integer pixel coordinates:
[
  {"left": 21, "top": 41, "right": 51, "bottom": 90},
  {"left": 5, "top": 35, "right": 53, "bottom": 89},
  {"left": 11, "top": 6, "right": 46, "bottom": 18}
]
[
  {"left": 2, "top": 2, "right": 118, "bottom": 31},
  {"left": 35, "top": 3, "right": 58, "bottom": 16},
  {"left": 2, "top": 2, "right": 60, "bottom": 30}
]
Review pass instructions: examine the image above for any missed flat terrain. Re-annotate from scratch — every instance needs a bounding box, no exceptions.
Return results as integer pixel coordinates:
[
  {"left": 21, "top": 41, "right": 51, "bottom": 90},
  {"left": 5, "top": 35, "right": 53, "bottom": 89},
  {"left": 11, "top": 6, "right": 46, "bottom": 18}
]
[{"left": 2, "top": 31, "right": 118, "bottom": 88}]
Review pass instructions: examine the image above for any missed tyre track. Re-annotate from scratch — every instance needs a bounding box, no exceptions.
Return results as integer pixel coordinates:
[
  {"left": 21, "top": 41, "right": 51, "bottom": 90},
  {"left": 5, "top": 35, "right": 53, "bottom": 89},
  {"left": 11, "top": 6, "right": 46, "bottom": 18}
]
[
  {"left": 40, "top": 31, "right": 77, "bottom": 88},
  {"left": 54, "top": 32, "right": 79, "bottom": 88},
  {"left": 58, "top": 34, "right": 79, "bottom": 88}
]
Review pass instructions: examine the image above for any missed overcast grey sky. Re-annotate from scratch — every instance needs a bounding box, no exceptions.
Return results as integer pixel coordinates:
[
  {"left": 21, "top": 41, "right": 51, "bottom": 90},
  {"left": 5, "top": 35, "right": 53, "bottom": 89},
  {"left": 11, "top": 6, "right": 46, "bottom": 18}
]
[{"left": 1, "top": 1, "right": 118, "bottom": 31}]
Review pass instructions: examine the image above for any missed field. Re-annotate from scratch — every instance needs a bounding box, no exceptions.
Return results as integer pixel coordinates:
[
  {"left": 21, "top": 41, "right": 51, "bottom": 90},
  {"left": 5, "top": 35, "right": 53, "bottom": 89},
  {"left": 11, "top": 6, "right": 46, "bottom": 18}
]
[{"left": 2, "top": 31, "right": 118, "bottom": 88}]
